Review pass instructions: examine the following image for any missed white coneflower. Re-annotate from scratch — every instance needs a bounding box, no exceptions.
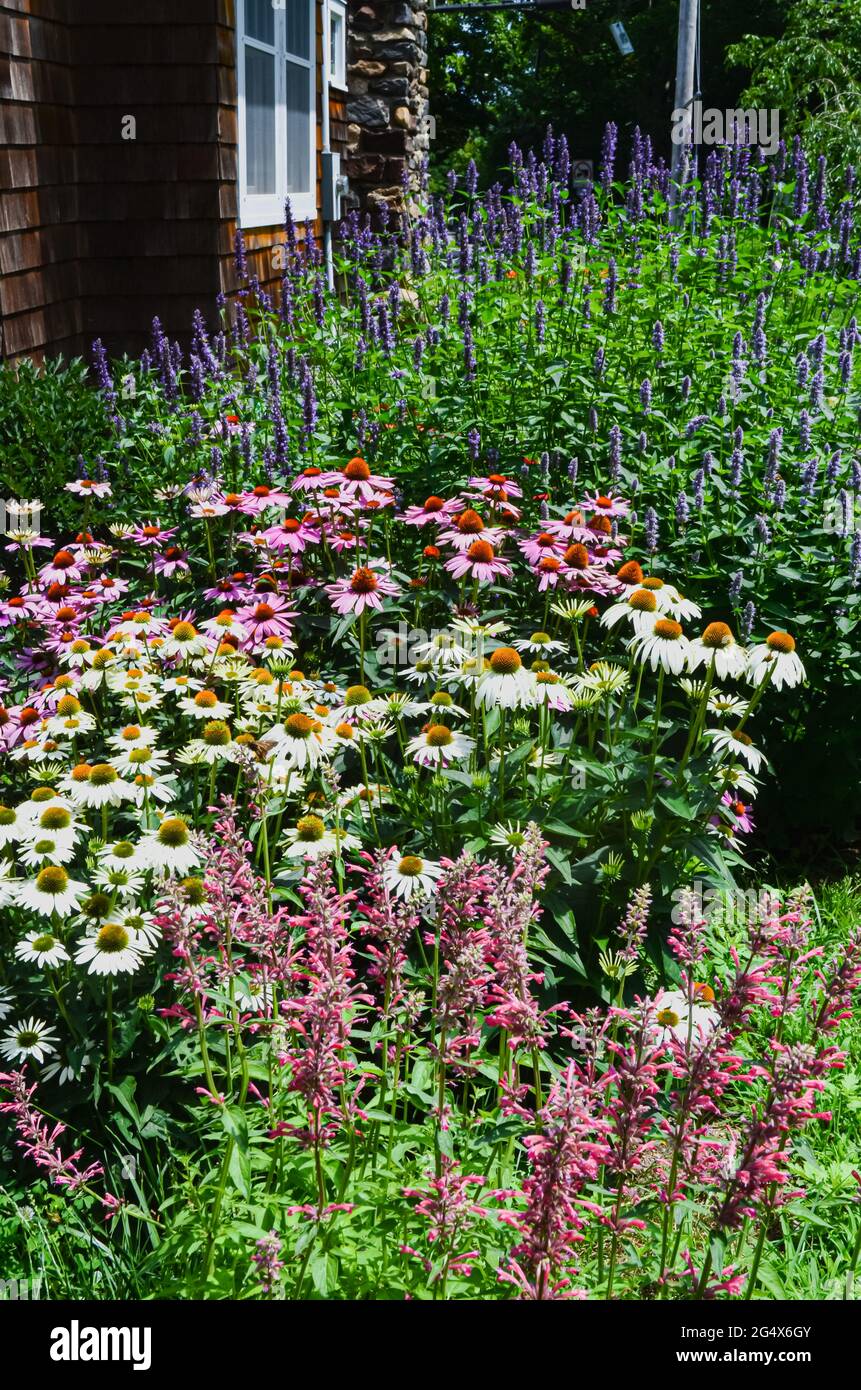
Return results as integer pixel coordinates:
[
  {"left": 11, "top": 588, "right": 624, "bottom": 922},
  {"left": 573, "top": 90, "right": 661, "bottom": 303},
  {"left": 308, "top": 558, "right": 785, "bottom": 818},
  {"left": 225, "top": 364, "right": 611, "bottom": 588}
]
[
  {"left": 639, "top": 577, "right": 701, "bottom": 622},
  {"left": 579, "top": 661, "right": 631, "bottom": 697},
  {"left": 159, "top": 671, "right": 203, "bottom": 695},
  {"left": 747, "top": 631, "right": 806, "bottom": 690},
  {"left": 329, "top": 684, "right": 389, "bottom": 725},
  {"left": 99, "top": 839, "right": 145, "bottom": 873},
  {"left": 600, "top": 587, "right": 660, "bottom": 635},
  {"left": 381, "top": 691, "right": 423, "bottom": 721},
  {"left": 476, "top": 647, "right": 536, "bottom": 709},
  {"left": 42, "top": 1052, "right": 91, "bottom": 1086},
  {"left": 160, "top": 621, "right": 209, "bottom": 661},
  {"left": 704, "top": 726, "right": 765, "bottom": 774},
  {"left": 406, "top": 723, "right": 475, "bottom": 768},
  {"left": 70, "top": 762, "right": 135, "bottom": 809},
  {"left": 513, "top": 630, "right": 566, "bottom": 657},
  {"left": 411, "top": 631, "right": 470, "bottom": 671},
  {"left": 80, "top": 646, "right": 119, "bottom": 690},
  {"left": 531, "top": 670, "right": 576, "bottom": 710},
  {"left": 281, "top": 815, "right": 359, "bottom": 860},
  {"left": 16, "top": 865, "right": 88, "bottom": 918},
  {"left": 650, "top": 987, "right": 717, "bottom": 1044},
  {"left": 382, "top": 853, "right": 443, "bottom": 901},
  {"left": 0, "top": 1016, "right": 59, "bottom": 1063},
  {"left": 0, "top": 803, "right": 29, "bottom": 847},
  {"left": 422, "top": 691, "right": 469, "bottom": 722},
  {"left": 551, "top": 597, "right": 598, "bottom": 624},
  {"left": 723, "top": 764, "right": 760, "bottom": 799},
  {"left": 74, "top": 922, "right": 144, "bottom": 976},
  {"left": 14, "top": 931, "right": 70, "bottom": 968},
  {"left": 187, "top": 720, "right": 238, "bottom": 765},
  {"left": 687, "top": 622, "right": 748, "bottom": 680},
  {"left": 234, "top": 977, "right": 275, "bottom": 1014},
  {"left": 627, "top": 616, "right": 690, "bottom": 674},
  {"left": 45, "top": 696, "right": 97, "bottom": 737},
  {"left": 106, "top": 723, "right": 159, "bottom": 752},
  {"left": 403, "top": 657, "right": 437, "bottom": 686},
  {"left": 140, "top": 817, "right": 200, "bottom": 876},
  {"left": 0, "top": 987, "right": 14, "bottom": 1022},
  {"left": 18, "top": 834, "right": 77, "bottom": 869},
  {"left": 706, "top": 691, "right": 749, "bottom": 718},
  {"left": 488, "top": 820, "right": 528, "bottom": 854},
  {"left": 128, "top": 771, "right": 175, "bottom": 807},
  {"left": 111, "top": 744, "right": 171, "bottom": 779},
  {"left": 91, "top": 861, "right": 145, "bottom": 898},
  {"left": 118, "top": 907, "right": 159, "bottom": 950},
  {"left": 179, "top": 689, "right": 233, "bottom": 721},
  {"left": 265, "top": 712, "right": 337, "bottom": 770}
]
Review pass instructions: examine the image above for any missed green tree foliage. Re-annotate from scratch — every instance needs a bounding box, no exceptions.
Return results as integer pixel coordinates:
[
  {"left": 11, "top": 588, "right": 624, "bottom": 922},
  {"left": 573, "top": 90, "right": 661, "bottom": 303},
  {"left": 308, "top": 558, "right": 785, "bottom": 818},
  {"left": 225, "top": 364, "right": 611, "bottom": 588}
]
[
  {"left": 729, "top": 0, "right": 861, "bottom": 174},
  {"left": 428, "top": 0, "right": 784, "bottom": 184}
]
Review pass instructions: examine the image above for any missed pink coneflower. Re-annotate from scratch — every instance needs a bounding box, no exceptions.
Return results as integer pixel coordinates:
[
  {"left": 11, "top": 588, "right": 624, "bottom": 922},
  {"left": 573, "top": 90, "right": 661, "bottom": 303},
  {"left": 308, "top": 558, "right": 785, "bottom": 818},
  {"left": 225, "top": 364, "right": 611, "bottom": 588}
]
[
  {"left": 0, "top": 594, "right": 41, "bottom": 627},
  {"left": 712, "top": 791, "right": 756, "bottom": 836},
  {"left": 38, "top": 549, "right": 85, "bottom": 585},
  {"left": 65, "top": 478, "right": 112, "bottom": 499},
  {"left": 239, "top": 483, "right": 292, "bottom": 514},
  {"left": 79, "top": 574, "right": 129, "bottom": 605},
  {"left": 202, "top": 572, "right": 256, "bottom": 604},
  {"left": 532, "top": 555, "right": 566, "bottom": 592},
  {"left": 444, "top": 539, "right": 513, "bottom": 585},
  {"left": 519, "top": 531, "right": 566, "bottom": 567},
  {"left": 235, "top": 594, "right": 296, "bottom": 646},
  {"left": 401, "top": 494, "right": 464, "bottom": 527},
  {"left": 325, "top": 564, "right": 400, "bottom": 616},
  {"left": 153, "top": 546, "right": 191, "bottom": 579},
  {"left": 542, "top": 509, "right": 593, "bottom": 544},
  {"left": 319, "top": 456, "right": 394, "bottom": 505},
  {"left": 260, "top": 516, "right": 320, "bottom": 554},
  {"left": 133, "top": 522, "right": 177, "bottom": 549},
  {"left": 291, "top": 465, "right": 328, "bottom": 494},
  {"left": 468, "top": 472, "right": 523, "bottom": 501},
  {"left": 437, "top": 509, "right": 506, "bottom": 553},
  {"left": 188, "top": 498, "right": 230, "bottom": 519},
  {"left": 580, "top": 491, "right": 630, "bottom": 518}
]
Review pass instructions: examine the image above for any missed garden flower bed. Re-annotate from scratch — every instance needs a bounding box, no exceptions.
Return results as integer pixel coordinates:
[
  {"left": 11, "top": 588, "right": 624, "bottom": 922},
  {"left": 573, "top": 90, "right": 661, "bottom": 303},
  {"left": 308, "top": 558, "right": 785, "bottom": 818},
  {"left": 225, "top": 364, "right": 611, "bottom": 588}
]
[{"left": 0, "top": 128, "right": 860, "bottom": 1301}]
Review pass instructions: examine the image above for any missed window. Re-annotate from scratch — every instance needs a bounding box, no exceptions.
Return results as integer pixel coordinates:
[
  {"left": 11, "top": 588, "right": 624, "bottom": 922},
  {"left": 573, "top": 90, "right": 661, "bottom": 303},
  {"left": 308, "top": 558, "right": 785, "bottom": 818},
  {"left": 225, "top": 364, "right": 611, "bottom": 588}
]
[
  {"left": 237, "top": 0, "right": 317, "bottom": 229},
  {"left": 328, "top": 0, "right": 347, "bottom": 90}
]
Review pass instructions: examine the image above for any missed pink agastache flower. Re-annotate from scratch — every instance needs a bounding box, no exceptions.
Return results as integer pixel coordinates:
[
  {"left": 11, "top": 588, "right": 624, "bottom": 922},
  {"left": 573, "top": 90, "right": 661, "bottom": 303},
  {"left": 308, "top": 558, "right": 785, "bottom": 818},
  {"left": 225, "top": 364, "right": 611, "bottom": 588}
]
[
  {"left": 402, "top": 1156, "right": 489, "bottom": 1284},
  {"left": 279, "top": 858, "right": 372, "bottom": 1149},
  {"left": 500, "top": 1062, "right": 612, "bottom": 1300},
  {"left": 0, "top": 1069, "right": 104, "bottom": 1195},
  {"left": 485, "top": 824, "right": 552, "bottom": 1055},
  {"left": 353, "top": 848, "right": 420, "bottom": 1019}
]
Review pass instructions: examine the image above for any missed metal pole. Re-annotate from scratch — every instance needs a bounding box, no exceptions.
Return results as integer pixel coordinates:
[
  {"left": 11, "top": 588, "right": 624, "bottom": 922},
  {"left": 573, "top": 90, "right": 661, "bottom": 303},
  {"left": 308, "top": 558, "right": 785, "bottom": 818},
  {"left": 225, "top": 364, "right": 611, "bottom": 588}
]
[{"left": 670, "top": 0, "right": 698, "bottom": 225}]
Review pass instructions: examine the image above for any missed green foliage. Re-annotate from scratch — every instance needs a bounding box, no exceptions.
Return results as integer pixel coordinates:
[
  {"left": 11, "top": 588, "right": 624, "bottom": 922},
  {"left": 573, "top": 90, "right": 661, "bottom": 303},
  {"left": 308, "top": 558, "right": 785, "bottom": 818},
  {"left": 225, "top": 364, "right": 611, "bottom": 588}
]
[
  {"left": 0, "top": 359, "right": 115, "bottom": 533},
  {"left": 729, "top": 0, "right": 861, "bottom": 176}
]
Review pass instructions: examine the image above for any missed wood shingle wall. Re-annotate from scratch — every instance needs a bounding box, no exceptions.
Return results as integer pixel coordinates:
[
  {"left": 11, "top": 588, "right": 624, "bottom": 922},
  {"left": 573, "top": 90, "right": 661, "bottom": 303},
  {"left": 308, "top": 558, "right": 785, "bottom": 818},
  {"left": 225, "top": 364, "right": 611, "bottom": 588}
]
[{"left": 0, "top": 0, "right": 347, "bottom": 363}]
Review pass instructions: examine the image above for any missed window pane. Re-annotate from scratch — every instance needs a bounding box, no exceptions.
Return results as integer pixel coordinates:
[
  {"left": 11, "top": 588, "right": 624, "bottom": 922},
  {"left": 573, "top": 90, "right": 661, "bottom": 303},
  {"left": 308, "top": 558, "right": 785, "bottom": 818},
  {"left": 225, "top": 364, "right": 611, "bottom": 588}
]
[
  {"left": 330, "top": 14, "right": 342, "bottom": 77},
  {"left": 245, "top": 0, "right": 275, "bottom": 46},
  {"left": 286, "top": 58, "right": 311, "bottom": 193},
  {"left": 245, "top": 45, "right": 276, "bottom": 194},
  {"left": 285, "top": 0, "right": 310, "bottom": 59}
]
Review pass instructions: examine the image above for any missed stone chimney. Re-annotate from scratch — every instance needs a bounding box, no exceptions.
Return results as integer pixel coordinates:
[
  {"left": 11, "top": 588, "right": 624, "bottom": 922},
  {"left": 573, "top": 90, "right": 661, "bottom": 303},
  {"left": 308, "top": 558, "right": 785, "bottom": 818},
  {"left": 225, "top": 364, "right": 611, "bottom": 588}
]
[{"left": 345, "top": 1, "right": 430, "bottom": 214}]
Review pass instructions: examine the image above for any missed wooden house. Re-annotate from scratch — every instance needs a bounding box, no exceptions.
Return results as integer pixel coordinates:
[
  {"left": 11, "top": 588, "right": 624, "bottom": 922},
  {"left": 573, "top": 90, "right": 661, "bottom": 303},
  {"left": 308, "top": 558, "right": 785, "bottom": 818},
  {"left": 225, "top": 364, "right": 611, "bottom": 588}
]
[{"left": 0, "top": 0, "right": 429, "bottom": 361}]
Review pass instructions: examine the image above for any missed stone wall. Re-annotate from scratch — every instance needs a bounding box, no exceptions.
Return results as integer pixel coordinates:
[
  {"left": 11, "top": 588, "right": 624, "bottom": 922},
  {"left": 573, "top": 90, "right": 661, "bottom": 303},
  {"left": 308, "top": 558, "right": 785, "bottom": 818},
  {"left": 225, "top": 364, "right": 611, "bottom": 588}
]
[{"left": 345, "top": 0, "right": 429, "bottom": 214}]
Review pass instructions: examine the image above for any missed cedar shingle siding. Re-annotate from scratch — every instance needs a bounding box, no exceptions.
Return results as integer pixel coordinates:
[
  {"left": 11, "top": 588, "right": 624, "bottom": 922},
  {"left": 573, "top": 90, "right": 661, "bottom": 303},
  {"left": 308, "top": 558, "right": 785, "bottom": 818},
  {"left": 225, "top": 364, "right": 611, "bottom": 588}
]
[{"left": 0, "top": 0, "right": 345, "bottom": 362}]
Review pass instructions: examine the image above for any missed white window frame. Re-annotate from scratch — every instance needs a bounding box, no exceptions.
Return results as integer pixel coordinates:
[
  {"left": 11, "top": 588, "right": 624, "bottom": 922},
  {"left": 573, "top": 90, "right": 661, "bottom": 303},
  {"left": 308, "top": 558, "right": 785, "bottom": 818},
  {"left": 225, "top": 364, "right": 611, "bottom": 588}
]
[
  {"left": 237, "top": 0, "right": 318, "bottom": 229},
  {"left": 328, "top": 0, "right": 347, "bottom": 91}
]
